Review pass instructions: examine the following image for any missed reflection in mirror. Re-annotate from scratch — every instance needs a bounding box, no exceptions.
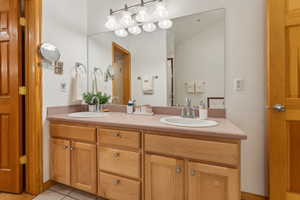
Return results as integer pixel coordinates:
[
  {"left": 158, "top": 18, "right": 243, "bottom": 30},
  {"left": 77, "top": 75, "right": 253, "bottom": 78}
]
[{"left": 88, "top": 9, "right": 225, "bottom": 108}]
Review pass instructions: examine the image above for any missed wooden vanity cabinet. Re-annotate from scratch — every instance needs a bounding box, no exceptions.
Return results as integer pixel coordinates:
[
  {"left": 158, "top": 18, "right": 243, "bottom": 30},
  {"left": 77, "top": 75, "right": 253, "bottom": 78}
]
[
  {"left": 145, "top": 133, "right": 240, "bottom": 200},
  {"left": 187, "top": 162, "right": 239, "bottom": 200},
  {"left": 145, "top": 154, "right": 184, "bottom": 200},
  {"left": 49, "top": 122, "right": 242, "bottom": 200},
  {"left": 71, "top": 141, "right": 97, "bottom": 193},
  {"left": 50, "top": 124, "right": 97, "bottom": 194},
  {"left": 98, "top": 128, "right": 142, "bottom": 200},
  {"left": 50, "top": 138, "right": 71, "bottom": 185}
]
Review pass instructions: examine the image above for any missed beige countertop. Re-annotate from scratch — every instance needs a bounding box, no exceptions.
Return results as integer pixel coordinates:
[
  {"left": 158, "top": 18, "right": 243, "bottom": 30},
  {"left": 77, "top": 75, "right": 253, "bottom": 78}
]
[{"left": 47, "top": 112, "right": 247, "bottom": 140}]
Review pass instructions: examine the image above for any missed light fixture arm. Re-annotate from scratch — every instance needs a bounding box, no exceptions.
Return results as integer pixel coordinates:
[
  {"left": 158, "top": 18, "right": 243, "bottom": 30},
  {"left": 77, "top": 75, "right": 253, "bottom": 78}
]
[{"left": 110, "top": 0, "right": 163, "bottom": 15}]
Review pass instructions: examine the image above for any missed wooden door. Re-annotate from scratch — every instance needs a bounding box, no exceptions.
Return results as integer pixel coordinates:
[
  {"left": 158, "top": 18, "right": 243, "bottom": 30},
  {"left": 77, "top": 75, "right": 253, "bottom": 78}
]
[
  {"left": 268, "top": 0, "right": 300, "bottom": 200},
  {"left": 145, "top": 154, "right": 184, "bottom": 200},
  {"left": 0, "top": 0, "right": 23, "bottom": 193},
  {"left": 187, "top": 162, "right": 239, "bottom": 200},
  {"left": 71, "top": 141, "right": 97, "bottom": 194},
  {"left": 50, "top": 138, "right": 71, "bottom": 185},
  {"left": 112, "top": 42, "right": 131, "bottom": 104}
]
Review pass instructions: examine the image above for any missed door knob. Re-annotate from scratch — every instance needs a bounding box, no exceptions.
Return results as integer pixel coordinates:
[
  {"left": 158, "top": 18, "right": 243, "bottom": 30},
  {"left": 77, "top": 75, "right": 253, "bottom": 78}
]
[
  {"left": 273, "top": 104, "right": 286, "bottom": 112},
  {"left": 176, "top": 167, "right": 182, "bottom": 173}
]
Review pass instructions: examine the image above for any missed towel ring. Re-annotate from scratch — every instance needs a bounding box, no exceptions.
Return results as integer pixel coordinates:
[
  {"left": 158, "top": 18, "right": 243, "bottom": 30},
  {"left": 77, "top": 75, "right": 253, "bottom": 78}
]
[{"left": 74, "top": 62, "right": 87, "bottom": 73}]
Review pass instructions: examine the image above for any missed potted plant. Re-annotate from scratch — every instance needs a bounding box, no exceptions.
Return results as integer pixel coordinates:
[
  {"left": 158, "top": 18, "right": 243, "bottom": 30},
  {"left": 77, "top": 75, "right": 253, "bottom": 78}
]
[{"left": 83, "top": 92, "right": 111, "bottom": 112}]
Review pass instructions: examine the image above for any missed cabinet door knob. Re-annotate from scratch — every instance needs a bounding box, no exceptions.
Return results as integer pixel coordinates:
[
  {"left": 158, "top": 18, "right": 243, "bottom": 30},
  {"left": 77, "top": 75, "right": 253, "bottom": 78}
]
[
  {"left": 190, "top": 169, "right": 196, "bottom": 176},
  {"left": 176, "top": 167, "right": 182, "bottom": 173},
  {"left": 70, "top": 146, "right": 74, "bottom": 151},
  {"left": 112, "top": 180, "right": 120, "bottom": 185},
  {"left": 112, "top": 133, "right": 121, "bottom": 137},
  {"left": 113, "top": 152, "right": 120, "bottom": 158},
  {"left": 64, "top": 145, "right": 68, "bottom": 149}
]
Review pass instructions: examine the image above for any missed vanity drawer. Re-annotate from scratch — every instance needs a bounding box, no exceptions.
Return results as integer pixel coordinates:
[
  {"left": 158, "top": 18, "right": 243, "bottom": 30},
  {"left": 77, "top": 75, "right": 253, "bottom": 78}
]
[
  {"left": 98, "top": 172, "right": 140, "bottom": 200},
  {"left": 99, "top": 147, "right": 140, "bottom": 179},
  {"left": 145, "top": 134, "right": 239, "bottom": 167},
  {"left": 50, "top": 124, "right": 97, "bottom": 143},
  {"left": 99, "top": 128, "right": 140, "bottom": 148}
]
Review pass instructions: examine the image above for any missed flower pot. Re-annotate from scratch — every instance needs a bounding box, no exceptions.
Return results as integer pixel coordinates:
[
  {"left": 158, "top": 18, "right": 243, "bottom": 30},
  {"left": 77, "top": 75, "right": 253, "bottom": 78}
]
[{"left": 88, "top": 105, "right": 96, "bottom": 112}]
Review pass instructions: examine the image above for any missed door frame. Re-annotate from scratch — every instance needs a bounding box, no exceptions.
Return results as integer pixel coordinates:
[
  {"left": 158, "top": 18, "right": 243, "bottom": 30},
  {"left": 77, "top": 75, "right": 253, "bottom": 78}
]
[
  {"left": 24, "top": 0, "right": 43, "bottom": 195},
  {"left": 112, "top": 42, "right": 131, "bottom": 104}
]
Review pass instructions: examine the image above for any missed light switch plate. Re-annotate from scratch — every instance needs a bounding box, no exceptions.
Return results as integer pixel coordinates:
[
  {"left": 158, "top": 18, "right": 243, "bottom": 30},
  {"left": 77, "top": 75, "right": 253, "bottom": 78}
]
[{"left": 234, "top": 79, "right": 244, "bottom": 91}]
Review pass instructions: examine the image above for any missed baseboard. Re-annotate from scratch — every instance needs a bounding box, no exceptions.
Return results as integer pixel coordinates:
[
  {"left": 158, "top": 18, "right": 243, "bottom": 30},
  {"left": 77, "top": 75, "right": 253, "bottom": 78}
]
[
  {"left": 241, "top": 192, "right": 269, "bottom": 200},
  {"left": 43, "top": 180, "right": 56, "bottom": 191}
]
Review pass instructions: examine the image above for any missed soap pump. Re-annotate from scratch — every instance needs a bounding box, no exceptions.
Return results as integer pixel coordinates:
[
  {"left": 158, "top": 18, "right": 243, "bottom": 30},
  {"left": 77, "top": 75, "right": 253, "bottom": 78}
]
[
  {"left": 199, "top": 97, "right": 208, "bottom": 120},
  {"left": 127, "top": 99, "right": 134, "bottom": 114}
]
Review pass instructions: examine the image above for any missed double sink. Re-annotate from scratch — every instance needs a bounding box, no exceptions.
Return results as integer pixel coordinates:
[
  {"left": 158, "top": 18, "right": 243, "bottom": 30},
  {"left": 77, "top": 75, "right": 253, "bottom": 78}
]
[{"left": 68, "top": 112, "right": 218, "bottom": 128}]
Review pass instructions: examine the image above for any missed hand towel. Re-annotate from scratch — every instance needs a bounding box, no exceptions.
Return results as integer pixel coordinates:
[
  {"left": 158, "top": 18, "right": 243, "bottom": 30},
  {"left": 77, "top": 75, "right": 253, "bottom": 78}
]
[
  {"left": 71, "top": 68, "right": 86, "bottom": 102},
  {"left": 142, "top": 75, "right": 154, "bottom": 94},
  {"left": 195, "top": 80, "right": 205, "bottom": 93},
  {"left": 94, "top": 69, "right": 104, "bottom": 93},
  {"left": 187, "top": 81, "right": 195, "bottom": 94}
]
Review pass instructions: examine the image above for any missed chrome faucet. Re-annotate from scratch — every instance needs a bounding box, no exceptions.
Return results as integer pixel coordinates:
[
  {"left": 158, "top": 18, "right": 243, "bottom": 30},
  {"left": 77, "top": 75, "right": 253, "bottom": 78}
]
[
  {"left": 181, "top": 98, "right": 196, "bottom": 118},
  {"left": 91, "top": 96, "right": 100, "bottom": 112}
]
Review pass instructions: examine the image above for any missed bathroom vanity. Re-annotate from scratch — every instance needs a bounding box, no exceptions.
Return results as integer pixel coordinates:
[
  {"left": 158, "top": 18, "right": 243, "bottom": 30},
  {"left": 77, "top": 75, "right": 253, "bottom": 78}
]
[{"left": 48, "top": 110, "right": 246, "bottom": 200}]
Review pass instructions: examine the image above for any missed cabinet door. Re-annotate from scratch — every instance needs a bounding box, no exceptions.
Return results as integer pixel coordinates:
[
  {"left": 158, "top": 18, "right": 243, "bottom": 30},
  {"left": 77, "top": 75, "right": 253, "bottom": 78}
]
[
  {"left": 145, "top": 154, "right": 184, "bottom": 200},
  {"left": 71, "top": 141, "right": 97, "bottom": 194},
  {"left": 188, "top": 162, "right": 239, "bottom": 200},
  {"left": 50, "top": 138, "right": 71, "bottom": 185}
]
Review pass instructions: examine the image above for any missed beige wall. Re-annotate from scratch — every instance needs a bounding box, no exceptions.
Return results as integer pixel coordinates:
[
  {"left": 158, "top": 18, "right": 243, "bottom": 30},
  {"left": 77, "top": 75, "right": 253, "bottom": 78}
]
[{"left": 42, "top": 0, "right": 87, "bottom": 181}]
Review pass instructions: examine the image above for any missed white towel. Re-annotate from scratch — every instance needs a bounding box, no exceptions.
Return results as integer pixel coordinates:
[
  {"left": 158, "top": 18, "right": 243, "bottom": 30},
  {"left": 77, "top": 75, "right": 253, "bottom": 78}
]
[
  {"left": 195, "top": 80, "right": 205, "bottom": 93},
  {"left": 142, "top": 75, "right": 153, "bottom": 94},
  {"left": 71, "top": 69, "right": 86, "bottom": 102},
  {"left": 187, "top": 81, "right": 195, "bottom": 94},
  {"left": 91, "top": 69, "right": 104, "bottom": 93}
]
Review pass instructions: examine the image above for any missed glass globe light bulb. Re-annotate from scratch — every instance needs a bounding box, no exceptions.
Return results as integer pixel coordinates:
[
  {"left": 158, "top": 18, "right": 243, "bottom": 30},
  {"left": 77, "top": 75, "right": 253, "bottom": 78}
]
[
  {"left": 136, "top": 6, "right": 149, "bottom": 22},
  {"left": 158, "top": 19, "right": 173, "bottom": 29},
  {"left": 128, "top": 26, "right": 142, "bottom": 35},
  {"left": 154, "top": 2, "right": 169, "bottom": 19},
  {"left": 105, "top": 15, "right": 118, "bottom": 30},
  {"left": 114, "top": 29, "right": 128, "bottom": 37},
  {"left": 143, "top": 23, "right": 157, "bottom": 32},
  {"left": 120, "top": 11, "right": 134, "bottom": 27}
]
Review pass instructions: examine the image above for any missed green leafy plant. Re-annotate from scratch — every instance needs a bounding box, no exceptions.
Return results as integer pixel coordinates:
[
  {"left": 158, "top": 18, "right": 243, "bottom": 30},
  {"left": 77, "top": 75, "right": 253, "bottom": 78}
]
[
  {"left": 95, "top": 92, "right": 111, "bottom": 104},
  {"left": 83, "top": 92, "right": 110, "bottom": 105}
]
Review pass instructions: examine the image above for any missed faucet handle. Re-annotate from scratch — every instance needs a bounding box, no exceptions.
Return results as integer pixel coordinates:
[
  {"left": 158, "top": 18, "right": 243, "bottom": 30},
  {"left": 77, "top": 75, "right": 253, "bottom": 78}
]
[{"left": 186, "top": 98, "right": 192, "bottom": 105}]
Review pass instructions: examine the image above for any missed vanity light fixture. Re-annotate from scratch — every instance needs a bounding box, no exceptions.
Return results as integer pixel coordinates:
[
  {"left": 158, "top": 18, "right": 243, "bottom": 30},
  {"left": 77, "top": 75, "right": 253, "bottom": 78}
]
[{"left": 105, "top": 0, "right": 173, "bottom": 38}]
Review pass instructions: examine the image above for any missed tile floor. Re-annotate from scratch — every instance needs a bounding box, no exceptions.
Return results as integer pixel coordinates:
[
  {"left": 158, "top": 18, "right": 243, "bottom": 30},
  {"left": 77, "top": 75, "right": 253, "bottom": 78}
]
[{"left": 33, "top": 184, "right": 105, "bottom": 200}]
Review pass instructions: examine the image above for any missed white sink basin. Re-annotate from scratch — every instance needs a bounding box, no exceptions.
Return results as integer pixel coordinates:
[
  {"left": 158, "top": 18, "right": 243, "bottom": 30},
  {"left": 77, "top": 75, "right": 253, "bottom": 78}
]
[
  {"left": 68, "top": 112, "right": 108, "bottom": 118},
  {"left": 160, "top": 116, "right": 218, "bottom": 128}
]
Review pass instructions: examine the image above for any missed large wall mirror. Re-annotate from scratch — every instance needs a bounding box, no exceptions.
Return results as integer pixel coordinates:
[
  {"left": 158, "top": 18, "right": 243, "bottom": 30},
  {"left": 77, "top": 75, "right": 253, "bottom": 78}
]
[{"left": 88, "top": 8, "right": 225, "bottom": 108}]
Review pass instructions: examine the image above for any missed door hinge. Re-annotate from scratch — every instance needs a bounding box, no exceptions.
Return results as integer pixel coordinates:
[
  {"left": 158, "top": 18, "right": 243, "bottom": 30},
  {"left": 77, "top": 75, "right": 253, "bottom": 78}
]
[
  {"left": 20, "top": 17, "right": 26, "bottom": 26},
  {"left": 20, "top": 155, "right": 27, "bottom": 165},
  {"left": 19, "top": 86, "right": 27, "bottom": 95}
]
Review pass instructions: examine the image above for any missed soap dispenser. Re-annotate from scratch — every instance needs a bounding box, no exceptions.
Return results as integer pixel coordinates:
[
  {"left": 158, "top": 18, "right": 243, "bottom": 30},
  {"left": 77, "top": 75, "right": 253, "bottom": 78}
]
[
  {"left": 199, "top": 97, "right": 208, "bottom": 120},
  {"left": 127, "top": 100, "right": 134, "bottom": 114}
]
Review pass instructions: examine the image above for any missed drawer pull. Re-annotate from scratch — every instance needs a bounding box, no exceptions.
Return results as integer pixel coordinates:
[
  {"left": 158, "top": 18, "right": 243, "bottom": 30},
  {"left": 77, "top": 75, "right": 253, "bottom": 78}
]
[
  {"left": 176, "top": 167, "right": 182, "bottom": 174},
  {"left": 112, "top": 179, "right": 120, "bottom": 185},
  {"left": 190, "top": 169, "right": 196, "bottom": 176},
  {"left": 113, "top": 152, "right": 120, "bottom": 158},
  {"left": 112, "top": 133, "right": 121, "bottom": 137},
  {"left": 63, "top": 145, "right": 69, "bottom": 149}
]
